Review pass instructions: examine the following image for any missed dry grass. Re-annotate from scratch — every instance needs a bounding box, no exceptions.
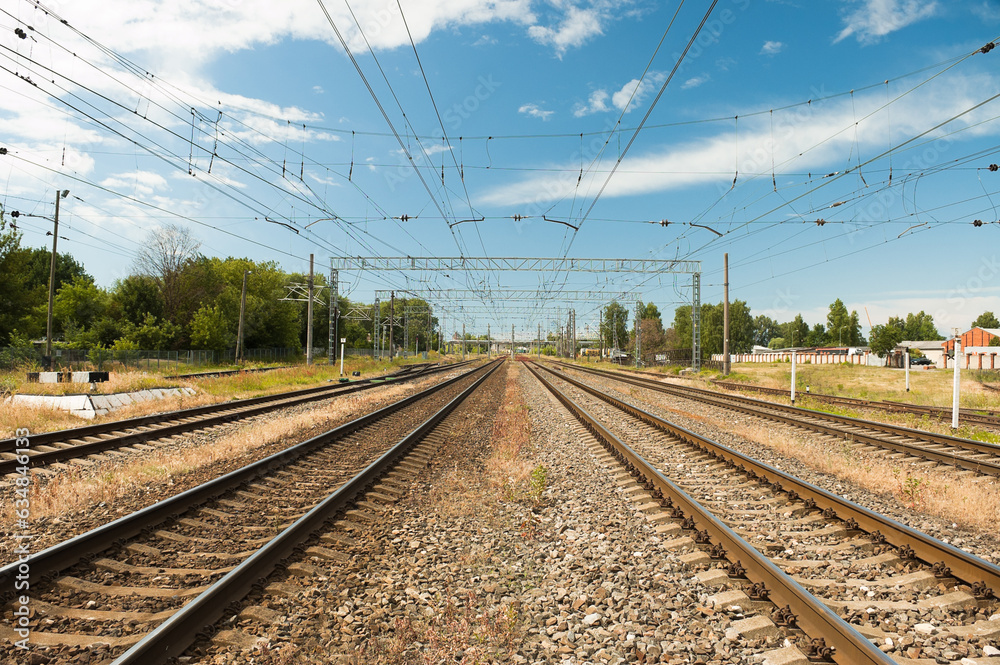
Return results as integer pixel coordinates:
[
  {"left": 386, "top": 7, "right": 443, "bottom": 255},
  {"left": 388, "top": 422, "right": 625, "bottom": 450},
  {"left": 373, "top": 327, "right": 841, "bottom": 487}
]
[
  {"left": 0, "top": 357, "right": 449, "bottom": 439},
  {"left": 729, "top": 418, "right": 1000, "bottom": 537},
  {"left": 0, "top": 377, "right": 440, "bottom": 528},
  {"left": 484, "top": 363, "right": 544, "bottom": 506},
  {"left": 621, "top": 387, "right": 1000, "bottom": 537},
  {"left": 709, "top": 362, "right": 1000, "bottom": 412}
]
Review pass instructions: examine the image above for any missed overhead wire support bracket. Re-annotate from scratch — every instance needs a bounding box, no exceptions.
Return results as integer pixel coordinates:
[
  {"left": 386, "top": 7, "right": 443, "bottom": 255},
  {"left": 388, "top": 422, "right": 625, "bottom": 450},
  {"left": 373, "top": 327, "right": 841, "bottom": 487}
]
[
  {"left": 542, "top": 216, "right": 579, "bottom": 231},
  {"left": 262, "top": 216, "right": 300, "bottom": 234},
  {"left": 448, "top": 216, "right": 485, "bottom": 228},
  {"left": 688, "top": 222, "right": 723, "bottom": 237}
]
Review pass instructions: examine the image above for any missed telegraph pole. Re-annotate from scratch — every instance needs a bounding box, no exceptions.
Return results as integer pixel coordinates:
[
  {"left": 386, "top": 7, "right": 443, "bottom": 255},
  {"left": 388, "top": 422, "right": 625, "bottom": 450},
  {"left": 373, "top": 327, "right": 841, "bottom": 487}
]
[
  {"left": 723, "top": 253, "right": 730, "bottom": 376},
  {"left": 306, "top": 254, "right": 314, "bottom": 366},
  {"left": 372, "top": 297, "right": 379, "bottom": 359},
  {"left": 45, "top": 190, "right": 67, "bottom": 368},
  {"left": 236, "top": 270, "right": 251, "bottom": 363}
]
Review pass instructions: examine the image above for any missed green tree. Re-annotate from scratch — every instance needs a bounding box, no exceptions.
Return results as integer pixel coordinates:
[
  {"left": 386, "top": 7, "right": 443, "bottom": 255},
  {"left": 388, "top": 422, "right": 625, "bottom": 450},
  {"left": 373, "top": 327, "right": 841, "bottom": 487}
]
[
  {"left": 768, "top": 337, "right": 786, "bottom": 349},
  {"left": 601, "top": 302, "right": 630, "bottom": 351},
  {"left": 190, "top": 304, "right": 234, "bottom": 352},
  {"left": 889, "top": 312, "right": 942, "bottom": 342},
  {"left": 752, "top": 315, "right": 780, "bottom": 348},
  {"left": 806, "top": 323, "right": 827, "bottom": 347},
  {"left": 825, "top": 299, "right": 863, "bottom": 345},
  {"left": 640, "top": 302, "right": 663, "bottom": 330},
  {"left": 972, "top": 311, "right": 1000, "bottom": 329},
  {"left": 53, "top": 275, "right": 109, "bottom": 332},
  {"left": 781, "top": 314, "right": 810, "bottom": 347},
  {"left": 0, "top": 230, "right": 35, "bottom": 341},
  {"left": 113, "top": 275, "right": 165, "bottom": 326},
  {"left": 869, "top": 322, "right": 904, "bottom": 365}
]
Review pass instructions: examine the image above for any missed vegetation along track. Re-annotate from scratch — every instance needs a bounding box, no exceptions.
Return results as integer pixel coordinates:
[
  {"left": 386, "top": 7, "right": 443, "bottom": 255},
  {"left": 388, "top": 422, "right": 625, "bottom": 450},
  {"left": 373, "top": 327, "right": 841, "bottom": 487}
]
[
  {"left": 0, "top": 361, "right": 471, "bottom": 478},
  {"left": 556, "top": 362, "right": 1000, "bottom": 478},
  {"left": 528, "top": 361, "right": 1000, "bottom": 664},
  {"left": 0, "top": 358, "right": 502, "bottom": 662},
  {"left": 712, "top": 380, "right": 1000, "bottom": 430}
]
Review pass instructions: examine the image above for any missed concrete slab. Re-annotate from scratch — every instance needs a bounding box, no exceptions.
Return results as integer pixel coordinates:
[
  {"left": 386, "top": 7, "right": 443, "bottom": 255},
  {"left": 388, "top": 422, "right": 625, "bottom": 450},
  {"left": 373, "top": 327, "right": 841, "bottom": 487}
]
[{"left": 7, "top": 386, "right": 197, "bottom": 419}]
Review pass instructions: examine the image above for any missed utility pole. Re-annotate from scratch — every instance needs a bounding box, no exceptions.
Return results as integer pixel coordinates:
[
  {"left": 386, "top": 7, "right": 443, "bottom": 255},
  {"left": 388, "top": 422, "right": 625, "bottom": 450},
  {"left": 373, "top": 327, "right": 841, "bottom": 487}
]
[
  {"left": 373, "top": 297, "right": 380, "bottom": 359},
  {"left": 571, "top": 309, "right": 576, "bottom": 360},
  {"left": 328, "top": 267, "right": 338, "bottom": 365},
  {"left": 45, "top": 189, "right": 68, "bottom": 368},
  {"left": 389, "top": 291, "right": 395, "bottom": 360},
  {"left": 599, "top": 306, "right": 604, "bottom": 362},
  {"left": 236, "top": 269, "right": 251, "bottom": 363},
  {"left": 306, "top": 254, "right": 314, "bottom": 366},
  {"left": 723, "top": 253, "right": 730, "bottom": 376},
  {"left": 634, "top": 300, "right": 641, "bottom": 368}
]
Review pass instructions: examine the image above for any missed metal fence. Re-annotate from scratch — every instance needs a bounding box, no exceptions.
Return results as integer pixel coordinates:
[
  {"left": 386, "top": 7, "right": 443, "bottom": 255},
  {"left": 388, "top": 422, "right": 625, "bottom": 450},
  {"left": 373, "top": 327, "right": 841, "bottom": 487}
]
[{"left": 0, "top": 347, "right": 297, "bottom": 372}]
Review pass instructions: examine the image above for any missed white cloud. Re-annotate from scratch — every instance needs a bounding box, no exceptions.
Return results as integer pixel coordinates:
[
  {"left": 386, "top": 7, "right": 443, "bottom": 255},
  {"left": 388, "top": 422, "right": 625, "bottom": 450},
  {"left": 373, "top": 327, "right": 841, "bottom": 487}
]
[
  {"left": 519, "top": 103, "right": 554, "bottom": 120},
  {"left": 479, "top": 72, "right": 1000, "bottom": 206},
  {"left": 835, "top": 0, "right": 939, "bottom": 45},
  {"left": 528, "top": 6, "right": 604, "bottom": 54},
  {"left": 312, "top": 85, "right": 324, "bottom": 94},
  {"left": 760, "top": 40, "right": 784, "bottom": 55},
  {"left": 101, "top": 171, "right": 168, "bottom": 197},
  {"left": 611, "top": 78, "right": 650, "bottom": 111},
  {"left": 573, "top": 90, "right": 611, "bottom": 117},
  {"left": 682, "top": 75, "right": 710, "bottom": 90}
]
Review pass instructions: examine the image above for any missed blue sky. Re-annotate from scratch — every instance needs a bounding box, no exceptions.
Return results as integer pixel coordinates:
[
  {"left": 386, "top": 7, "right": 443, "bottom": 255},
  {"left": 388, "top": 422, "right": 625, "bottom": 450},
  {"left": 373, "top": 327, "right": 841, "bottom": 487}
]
[{"left": 2, "top": 0, "right": 1000, "bottom": 339}]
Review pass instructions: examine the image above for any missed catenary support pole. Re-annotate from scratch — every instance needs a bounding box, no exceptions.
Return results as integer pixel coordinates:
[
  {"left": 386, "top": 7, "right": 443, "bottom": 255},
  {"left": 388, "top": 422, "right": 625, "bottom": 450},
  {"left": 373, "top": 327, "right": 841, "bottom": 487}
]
[
  {"left": 372, "top": 298, "right": 379, "bottom": 359},
  {"left": 487, "top": 324, "right": 491, "bottom": 358},
  {"left": 306, "top": 254, "right": 314, "bottom": 366},
  {"left": 538, "top": 324, "right": 541, "bottom": 357},
  {"left": 723, "top": 253, "right": 730, "bottom": 376},
  {"left": 236, "top": 270, "right": 250, "bottom": 363},
  {"left": 389, "top": 292, "right": 395, "bottom": 360},
  {"left": 462, "top": 322, "right": 466, "bottom": 361},
  {"left": 511, "top": 324, "right": 514, "bottom": 357},
  {"left": 45, "top": 190, "right": 64, "bottom": 368}
]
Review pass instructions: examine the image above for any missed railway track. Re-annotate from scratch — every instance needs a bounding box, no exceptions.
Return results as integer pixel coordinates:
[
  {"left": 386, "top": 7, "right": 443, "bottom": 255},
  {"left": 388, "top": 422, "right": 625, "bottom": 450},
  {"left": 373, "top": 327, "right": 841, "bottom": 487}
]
[
  {"left": 711, "top": 379, "right": 1000, "bottom": 429},
  {"left": 0, "top": 361, "right": 472, "bottom": 478},
  {"left": 527, "top": 361, "right": 1000, "bottom": 664},
  {"left": 0, "top": 359, "right": 503, "bottom": 662},
  {"left": 555, "top": 362, "right": 1000, "bottom": 478}
]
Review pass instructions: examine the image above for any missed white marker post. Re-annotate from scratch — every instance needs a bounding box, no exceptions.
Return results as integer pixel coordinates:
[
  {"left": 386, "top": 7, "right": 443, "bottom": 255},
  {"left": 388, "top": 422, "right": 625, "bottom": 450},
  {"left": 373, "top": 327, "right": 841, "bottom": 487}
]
[
  {"left": 952, "top": 336, "right": 961, "bottom": 429},
  {"left": 790, "top": 350, "right": 797, "bottom": 405},
  {"left": 905, "top": 351, "right": 910, "bottom": 392},
  {"left": 340, "top": 338, "right": 346, "bottom": 377}
]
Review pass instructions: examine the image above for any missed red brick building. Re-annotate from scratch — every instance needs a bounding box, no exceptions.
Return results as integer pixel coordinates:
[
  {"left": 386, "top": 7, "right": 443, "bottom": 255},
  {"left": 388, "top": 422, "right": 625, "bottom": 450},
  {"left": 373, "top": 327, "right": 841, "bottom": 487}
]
[{"left": 942, "top": 327, "right": 1000, "bottom": 353}]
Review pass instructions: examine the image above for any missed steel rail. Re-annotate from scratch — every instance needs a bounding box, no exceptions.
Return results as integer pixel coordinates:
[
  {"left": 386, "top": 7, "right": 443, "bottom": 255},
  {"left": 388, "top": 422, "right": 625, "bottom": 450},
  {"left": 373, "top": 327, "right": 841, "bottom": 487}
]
[
  {"left": 534, "top": 362, "right": 1000, "bottom": 599},
  {"left": 713, "top": 380, "right": 1000, "bottom": 426},
  {"left": 0, "top": 362, "right": 474, "bottom": 475},
  {"left": 524, "top": 361, "right": 895, "bottom": 665},
  {"left": 556, "top": 362, "right": 1000, "bottom": 476},
  {"left": 0, "top": 360, "right": 498, "bottom": 596},
  {"left": 110, "top": 358, "right": 505, "bottom": 664}
]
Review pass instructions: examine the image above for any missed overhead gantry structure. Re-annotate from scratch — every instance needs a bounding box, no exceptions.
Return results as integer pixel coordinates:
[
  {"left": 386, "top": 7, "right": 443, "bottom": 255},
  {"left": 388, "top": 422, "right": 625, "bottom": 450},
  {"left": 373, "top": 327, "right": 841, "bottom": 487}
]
[{"left": 330, "top": 257, "right": 703, "bottom": 370}]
